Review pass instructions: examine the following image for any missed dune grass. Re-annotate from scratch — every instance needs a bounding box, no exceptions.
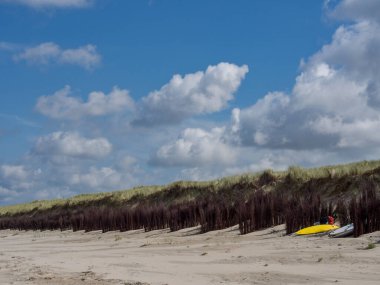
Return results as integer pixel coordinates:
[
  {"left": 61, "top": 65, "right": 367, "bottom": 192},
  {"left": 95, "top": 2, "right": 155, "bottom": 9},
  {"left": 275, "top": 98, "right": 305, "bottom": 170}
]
[
  {"left": 1, "top": 159, "right": 380, "bottom": 216},
  {"left": 285, "top": 160, "right": 380, "bottom": 181}
]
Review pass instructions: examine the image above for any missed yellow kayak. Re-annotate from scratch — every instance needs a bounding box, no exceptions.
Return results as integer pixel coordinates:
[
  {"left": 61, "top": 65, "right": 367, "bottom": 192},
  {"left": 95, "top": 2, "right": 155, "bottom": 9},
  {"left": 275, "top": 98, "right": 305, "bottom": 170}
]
[{"left": 296, "top": 224, "right": 339, "bottom": 235}]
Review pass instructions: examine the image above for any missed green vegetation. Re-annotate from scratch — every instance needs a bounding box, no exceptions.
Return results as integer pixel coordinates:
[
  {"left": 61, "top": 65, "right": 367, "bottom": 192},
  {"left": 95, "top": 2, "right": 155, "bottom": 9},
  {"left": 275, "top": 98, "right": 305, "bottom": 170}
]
[
  {"left": 285, "top": 159, "right": 380, "bottom": 181},
  {"left": 364, "top": 243, "right": 376, "bottom": 250},
  {"left": 114, "top": 235, "right": 122, "bottom": 241},
  {"left": 1, "top": 160, "right": 379, "bottom": 238},
  {"left": 1, "top": 159, "right": 380, "bottom": 217}
]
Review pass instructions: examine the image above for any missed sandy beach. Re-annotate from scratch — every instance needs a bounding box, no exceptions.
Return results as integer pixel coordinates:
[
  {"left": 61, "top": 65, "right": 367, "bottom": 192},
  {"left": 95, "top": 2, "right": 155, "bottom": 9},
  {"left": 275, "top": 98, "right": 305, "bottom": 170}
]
[{"left": 0, "top": 225, "right": 379, "bottom": 285}]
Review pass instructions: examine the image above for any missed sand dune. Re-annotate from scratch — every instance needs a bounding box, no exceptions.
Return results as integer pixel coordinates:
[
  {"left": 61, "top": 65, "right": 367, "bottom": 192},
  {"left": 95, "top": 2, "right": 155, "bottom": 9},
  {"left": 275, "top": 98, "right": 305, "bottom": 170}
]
[{"left": 0, "top": 225, "right": 379, "bottom": 284}]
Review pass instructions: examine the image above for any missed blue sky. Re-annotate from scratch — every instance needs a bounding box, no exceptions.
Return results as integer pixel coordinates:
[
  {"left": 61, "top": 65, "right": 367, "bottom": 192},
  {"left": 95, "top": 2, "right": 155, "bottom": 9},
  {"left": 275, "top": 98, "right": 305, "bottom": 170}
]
[{"left": 1, "top": 0, "right": 380, "bottom": 205}]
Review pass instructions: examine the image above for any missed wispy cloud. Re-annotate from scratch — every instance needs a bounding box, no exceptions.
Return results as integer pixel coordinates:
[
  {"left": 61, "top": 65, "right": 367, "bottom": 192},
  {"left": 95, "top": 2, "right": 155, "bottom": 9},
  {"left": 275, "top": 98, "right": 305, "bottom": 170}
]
[
  {"left": 0, "top": 0, "right": 93, "bottom": 9},
  {"left": 0, "top": 42, "right": 20, "bottom": 51},
  {"left": 13, "top": 42, "right": 101, "bottom": 70},
  {"left": 3, "top": 0, "right": 380, "bottom": 205},
  {"left": 0, "top": 113, "right": 40, "bottom": 128}
]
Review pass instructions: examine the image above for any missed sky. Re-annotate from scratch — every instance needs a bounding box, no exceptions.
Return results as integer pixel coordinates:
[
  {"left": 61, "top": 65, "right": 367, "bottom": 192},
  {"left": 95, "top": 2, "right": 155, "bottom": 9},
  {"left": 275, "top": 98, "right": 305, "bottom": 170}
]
[{"left": 0, "top": 0, "right": 380, "bottom": 205}]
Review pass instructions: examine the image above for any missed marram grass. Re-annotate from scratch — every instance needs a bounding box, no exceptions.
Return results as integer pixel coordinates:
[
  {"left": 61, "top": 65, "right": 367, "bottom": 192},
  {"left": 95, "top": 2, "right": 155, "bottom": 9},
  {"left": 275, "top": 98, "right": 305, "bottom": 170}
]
[{"left": 1, "top": 159, "right": 380, "bottom": 216}]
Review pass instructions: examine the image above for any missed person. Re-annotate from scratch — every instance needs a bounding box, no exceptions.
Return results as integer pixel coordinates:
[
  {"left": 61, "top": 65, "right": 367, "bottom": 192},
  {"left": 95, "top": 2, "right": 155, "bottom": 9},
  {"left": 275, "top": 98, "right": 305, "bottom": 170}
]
[
  {"left": 320, "top": 216, "right": 328, "bottom": 224},
  {"left": 328, "top": 215, "right": 335, "bottom": 225}
]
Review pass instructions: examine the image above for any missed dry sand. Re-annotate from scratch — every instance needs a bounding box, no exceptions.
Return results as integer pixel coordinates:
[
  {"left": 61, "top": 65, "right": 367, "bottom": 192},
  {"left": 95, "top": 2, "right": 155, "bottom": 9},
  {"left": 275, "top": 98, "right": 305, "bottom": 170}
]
[{"left": 0, "top": 225, "right": 379, "bottom": 285}]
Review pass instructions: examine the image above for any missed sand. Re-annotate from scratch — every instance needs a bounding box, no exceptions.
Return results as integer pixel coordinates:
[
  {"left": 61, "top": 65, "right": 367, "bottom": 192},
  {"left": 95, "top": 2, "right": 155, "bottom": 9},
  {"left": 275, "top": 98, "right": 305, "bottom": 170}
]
[{"left": 0, "top": 225, "right": 379, "bottom": 285}]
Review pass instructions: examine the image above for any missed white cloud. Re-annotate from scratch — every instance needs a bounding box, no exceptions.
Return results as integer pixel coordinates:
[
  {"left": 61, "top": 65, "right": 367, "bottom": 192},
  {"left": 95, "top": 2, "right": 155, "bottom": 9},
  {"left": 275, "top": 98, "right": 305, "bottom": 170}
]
[
  {"left": 0, "top": 113, "right": 39, "bottom": 128},
  {"left": 134, "top": 62, "right": 248, "bottom": 126},
  {"left": 14, "top": 42, "right": 60, "bottom": 65},
  {"left": 14, "top": 42, "right": 100, "bottom": 69},
  {"left": 4, "top": 0, "right": 380, "bottom": 205},
  {"left": 33, "top": 131, "right": 112, "bottom": 159},
  {"left": 117, "top": 155, "right": 137, "bottom": 170},
  {"left": 174, "top": 145, "right": 344, "bottom": 182},
  {"left": 328, "top": 0, "right": 380, "bottom": 22},
  {"left": 310, "top": 116, "right": 380, "bottom": 148},
  {"left": 59, "top": 45, "right": 100, "bottom": 69},
  {"left": 0, "top": 164, "right": 35, "bottom": 196},
  {"left": 178, "top": 167, "right": 220, "bottom": 182},
  {"left": 231, "top": 18, "right": 380, "bottom": 151},
  {"left": 0, "top": 41, "right": 20, "bottom": 51},
  {"left": 231, "top": 92, "right": 293, "bottom": 148},
  {"left": 0, "top": 0, "right": 92, "bottom": 9},
  {"left": 153, "top": 0, "right": 380, "bottom": 174},
  {"left": 0, "top": 165, "right": 28, "bottom": 180},
  {"left": 222, "top": 148, "right": 342, "bottom": 177},
  {"left": 151, "top": 127, "right": 237, "bottom": 167},
  {"left": 0, "top": 186, "right": 17, "bottom": 196},
  {"left": 70, "top": 166, "right": 122, "bottom": 189},
  {"left": 146, "top": 0, "right": 380, "bottom": 177},
  {"left": 293, "top": 62, "right": 367, "bottom": 117},
  {"left": 0, "top": 155, "right": 140, "bottom": 204},
  {"left": 36, "top": 86, "right": 134, "bottom": 119},
  {"left": 253, "top": 131, "right": 268, "bottom": 146},
  {"left": 0, "top": 186, "right": 19, "bottom": 202}
]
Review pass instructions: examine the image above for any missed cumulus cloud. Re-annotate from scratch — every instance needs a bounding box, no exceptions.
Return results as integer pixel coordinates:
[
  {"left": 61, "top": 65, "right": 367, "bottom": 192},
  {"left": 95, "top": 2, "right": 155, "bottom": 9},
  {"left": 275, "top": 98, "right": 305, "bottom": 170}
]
[
  {"left": 133, "top": 62, "right": 248, "bottom": 126},
  {"left": 3, "top": 0, "right": 380, "bottom": 205},
  {"left": 0, "top": 164, "right": 36, "bottom": 195},
  {"left": 151, "top": 0, "right": 380, "bottom": 173},
  {"left": 0, "top": 186, "right": 19, "bottom": 202},
  {"left": 33, "top": 131, "right": 112, "bottom": 159},
  {"left": 178, "top": 167, "right": 220, "bottom": 182},
  {"left": 151, "top": 127, "right": 237, "bottom": 167},
  {"left": 36, "top": 86, "right": 134, "bottom": 119},
  {"left": 117, "top": 155, "right": 138, "bottom": 171},
  {"left": 0, "top": 165, "right": 28, "bottom": 180},
  {"left": 310, "top": 116, "right": 380, "bottom": 148},
  {"left": 0, "top": 0, "right": 92, "bottom": 9},
  {"left": 0, "top": 155, "right": 140, "bottom": 203},
  {"left": 327, "top": 0, "right": 380, "bottom": 22},
  {"left": 69, "top": 166, "right": 122, "bottom": 189},
  {"left": 174, "top": 145, "right": 344, "bottom": 182},
  {"left": 0, "top": 186, "right": 17, "bottom": 196},
  {"left": 231, "top": 16, "right": 380, "bottom": 150},
  {"left": 14, "top": 42, "right": 100, "bottom": 69}
]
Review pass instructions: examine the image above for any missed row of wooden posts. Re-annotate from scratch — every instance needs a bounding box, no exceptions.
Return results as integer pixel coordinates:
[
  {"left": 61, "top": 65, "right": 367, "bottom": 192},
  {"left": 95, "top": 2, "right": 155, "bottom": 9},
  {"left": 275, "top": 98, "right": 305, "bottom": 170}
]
[{"left": 0, "top": 188, "right": 379, "bottom": 237}]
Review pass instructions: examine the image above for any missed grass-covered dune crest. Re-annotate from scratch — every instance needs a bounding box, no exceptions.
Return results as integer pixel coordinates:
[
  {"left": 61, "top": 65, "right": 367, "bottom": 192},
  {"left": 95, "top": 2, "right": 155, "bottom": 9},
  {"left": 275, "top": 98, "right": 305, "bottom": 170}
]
[
  {"left": 1, "top": 159, "right": 380, "bottom": 238},
  {"left": 1, "top": 159, "right": 380, "bottom": 217}
]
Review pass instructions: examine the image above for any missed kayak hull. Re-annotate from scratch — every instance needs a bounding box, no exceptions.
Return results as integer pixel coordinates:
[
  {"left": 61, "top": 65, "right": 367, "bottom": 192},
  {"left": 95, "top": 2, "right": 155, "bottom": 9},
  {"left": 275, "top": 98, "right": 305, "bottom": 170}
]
[
  {"left": 296, "top": 224, "right": 339, "bottom": 235},
  {"left": 329, "top": 223, "right": 354, "bottom": 238}
]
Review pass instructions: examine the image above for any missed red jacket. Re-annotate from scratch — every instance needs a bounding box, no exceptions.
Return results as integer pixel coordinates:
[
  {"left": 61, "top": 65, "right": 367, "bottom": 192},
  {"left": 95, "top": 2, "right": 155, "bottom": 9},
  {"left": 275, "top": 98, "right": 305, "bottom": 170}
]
[{"left": 328, "top": 216, "right": 335, "bottom": 225}]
